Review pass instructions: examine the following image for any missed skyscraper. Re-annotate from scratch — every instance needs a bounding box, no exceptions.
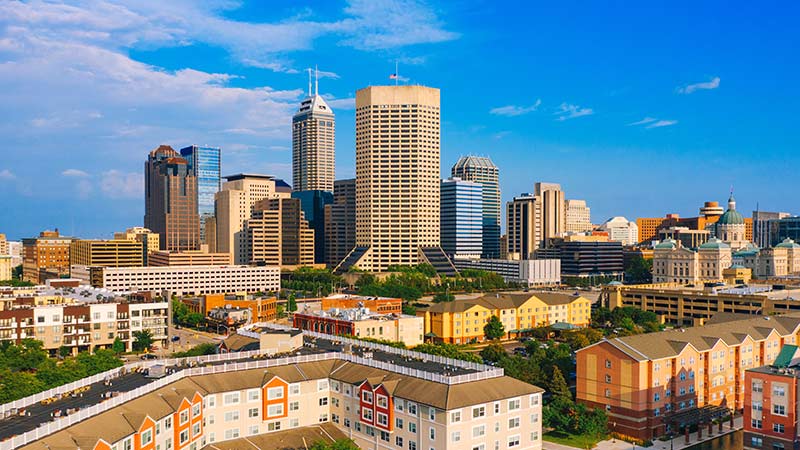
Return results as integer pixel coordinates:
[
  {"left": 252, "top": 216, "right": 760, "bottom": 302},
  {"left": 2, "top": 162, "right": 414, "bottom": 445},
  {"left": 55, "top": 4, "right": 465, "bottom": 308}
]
[
  {"left": 440, "top": 177, "right": 483, "bottom": 259},
  {"left": 349, "top": 85, "right": 441, "bottom": 272},
  {"left": 180, "top": 145, "right": 221, "bottom": 245},
  {"left": 247, "top": 197, "right": 315, "bottom": 266},
  {"left": 451, "top": 156, "right": 501, "bottom": 258},
  {"left": 292, "top": 70, "right": 335, "bottom": 192},
  {"left": 292, "top": 190, "right": 333, "bottom": 264},
  {"left": 214, "top": 174, "right": 292, "bottom": 264},
  {"left": 535, "top": 182, "right": 566, "bottom": 242},
  {"left": 565, "top": 199, "right": 592, "bottom": 233},
  {"left": 144, "top": 145, "right": 199, "bottom": 252},
  {"left": 324, "top": 178, "right": 356, "bottom": 267},
  {"left": 506, "top": 194, "right": 542, "bottom": 260}
]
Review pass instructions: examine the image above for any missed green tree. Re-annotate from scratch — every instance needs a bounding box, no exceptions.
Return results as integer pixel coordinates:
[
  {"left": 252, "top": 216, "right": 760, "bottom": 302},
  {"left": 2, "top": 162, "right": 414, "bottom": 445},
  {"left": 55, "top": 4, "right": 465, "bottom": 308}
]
[
  {"left": 132, "top": 329, "right": 154, "bottom": 352},
  {"left": 112, "top": 337, "right": 126, "bottom": 354},
  {"left": 549, "top": 366, "right": 572, "bottom": 400},
  {"left": 401, "top": 303, "right": 417, "bottom": 316},
  {"left": 0, "top": 370, "right": 45, "bottom": 403},
  {"left": 173, "top": 343, "right": 218, "bottom": 357},
  {"left": 0, "top": 339, "right": 47, "bottom": 371},
  {"left": 287, "top": 293, "right": 297, "bottom": 312},
  {"left": 309, "top": 438, "right": 359, "bottom": 450},
  {"left": 479, "top": 343, "right": 507, "bottom": 363},
  {"left": 58, "top": 345, "right": 72, "bottom": 358},
  {"left": 624, "top": 255, "right": 653, "bottom": 283},
  {"left": 483, "top": 315, "right": 505, "bottom": 340},
  {"left": 433, "top": 292, "right": 455, "bottom": 303}
]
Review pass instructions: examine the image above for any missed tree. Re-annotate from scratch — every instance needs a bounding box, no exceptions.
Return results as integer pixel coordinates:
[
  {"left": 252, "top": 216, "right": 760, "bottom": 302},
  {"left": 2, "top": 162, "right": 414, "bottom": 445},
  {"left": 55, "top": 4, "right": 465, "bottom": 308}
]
[
  {"left": 624, "top": 255, "right": 652, "bottom": 283},
  {"left": 480, "top": 343, "right": 507, "bottom": 363},
  {"left": 132, "top": 329, "right": 154, "bottom": 352},
  {"left": 433, "top": 292, "right": 455, "bottom": 303},
  {"left": 112, "top": 337, "right": 126, "bottom": 354},
  {"left": 549, "top": 366, "right": 572, "bottom": 400},
  {"left": 401, "top": 303, "right": 416, "bottom": 316},
  {"left": 287, "top": 293, "right": 297, "bottom": 312},
  {"left": 309, "top": 439, "right": 359, "bottom": 450},
  {"left": 58, "top": 345, "right": 73, "bottom": 358},
  {"left": 412, "top": 343, "right": 483, "bottom": 363},
  {"left": 484, "top": 315, "right": 505, "bottom": 340}
]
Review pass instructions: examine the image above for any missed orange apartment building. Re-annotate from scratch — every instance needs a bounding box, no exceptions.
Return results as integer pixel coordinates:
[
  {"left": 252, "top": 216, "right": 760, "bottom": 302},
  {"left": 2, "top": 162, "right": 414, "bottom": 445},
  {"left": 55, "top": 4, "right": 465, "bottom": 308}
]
[
  {"left": 576, "top": 313, "right": 800, "bottom": 441},
  {"left": 744, "top": 345, "right": 800, "bottom": 450},
  {"left": 180, "top": 294, "right": 277, "bottom": 323}
]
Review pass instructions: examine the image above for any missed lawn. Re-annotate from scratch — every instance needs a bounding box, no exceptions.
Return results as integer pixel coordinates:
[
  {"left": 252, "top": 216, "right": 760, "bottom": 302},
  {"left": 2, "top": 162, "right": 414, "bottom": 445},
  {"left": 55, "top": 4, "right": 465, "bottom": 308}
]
[{"left": 543, "top": 430, "right": 606, "bottom": 449}]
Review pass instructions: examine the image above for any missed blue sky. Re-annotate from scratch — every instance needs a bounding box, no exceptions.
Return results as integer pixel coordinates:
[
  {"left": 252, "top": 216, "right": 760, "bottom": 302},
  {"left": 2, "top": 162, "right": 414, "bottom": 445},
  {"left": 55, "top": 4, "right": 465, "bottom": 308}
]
[{"left": 0, "top": 0, "right": 798, "bottom": 240}]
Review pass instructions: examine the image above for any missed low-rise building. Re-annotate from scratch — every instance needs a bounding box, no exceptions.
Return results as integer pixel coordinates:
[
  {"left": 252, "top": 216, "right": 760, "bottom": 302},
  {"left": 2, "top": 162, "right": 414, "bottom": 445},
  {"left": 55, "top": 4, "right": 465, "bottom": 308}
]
[
  {"left": 652, "top": 237, "right": 732, "bottom": 284},
  {"left": 69, "top": 239, "right": 144, "bottom": 269},
  {"left": 320, "top": 294, "right": 403, "bottom": 315},
  {"left": 293, "top": 308, "right": 425, "bottom": 346},
  {"left": 535, "top": 240, "right": 624, "bottom": 282},
  {"left": 180, "top": 294, "right": 278, "bottom": 323},
  {"left": 744, "top": 345, "right": 800, "bottom": 450},
  {"left": 733, "top": 238, "right": 800, "bottom": 279},
  {"left": 576, "top": 313, "right": 800, "bottom": 441},
  {"left": 72, "top": 264, "right": 281, "bottom": 295},
  {"left": 452, "top": 258, "right": 561, "bottom": 287},
  {"left": 147, "top": 250, "right": 232, "bottom": 266},
  {"left": 420, "top": 292, "right": 592, "bottom": 344},
  {"left": 219, "top": 324, "right": 304, "bottom": 354}
]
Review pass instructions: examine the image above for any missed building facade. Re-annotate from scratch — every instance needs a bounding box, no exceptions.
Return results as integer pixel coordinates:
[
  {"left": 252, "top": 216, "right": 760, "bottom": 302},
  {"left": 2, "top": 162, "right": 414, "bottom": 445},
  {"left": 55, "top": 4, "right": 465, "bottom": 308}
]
[
  {"left": 215, "top": 174, "right": 292, "bottom": 264},
  {"left": 710, "top": 194, "right": 749, "bottom": 250},
  {"left": 22, "top": 230, "right": 73, "bottom": 283},
  {"left": 247, "top": 197, "right": 316, "bottom": 266},
  {"left": 292, "top": 190, "right": 333, "bottom": 265},
  {"left": 440, "top": 177, "right": 483, "bottom": 259},
  {"left": 535, "top": 182, "right": 566, "bottom": 243},
  {"left": 147, "top": 250, "right": 232, "bottom": 266},
  {"left": 180, "top": 145, "right": 221, "bottom": 245},
  {"left": 452, "top": 258, "right": 561, "bottom": 287},
  {"left": 352, "top": 85, "right": 441, "bottom": 272},
  {"left": 144, "top": 145, "right": 200, "bottom": 252},
  {"left": 421, "top": 293, "right": 591, "bottom": 344},
  {"left": 451, "top": 156, "right": 502, "bottom": 258},
  {"left": 180, "top": 294, "right": 277, "bottom": 323},
  {"left": 507, "top": 194, "right": 542, "bottom": 260},
  {"left": 774, "top": 217, "right": 800, "bottom": 247},
  {"left": 652, "top": 238, "right": 732, "bottom": 284},
  {"left": 598, "top": 217, "right": 639, "bottom": 246},
  {"left": 114, "top": 227, "right": 160, "bottom": 265},
  {"left": 752, "top": 211, "right": 791, "bottom": 249},
  {"left": 69, "top": 239, "right": 144, "bottom": 269},
  {"left": 292, "top": 77, "right": 335, "bottom": 193},
  {"left": 73, "top": 265, "right": 281, "bottom": 296},
  {"left": 293, "top": 308, "right": 425, "bottom": 346},
  {"left": 566, "top": 199, "right": 592, "bottom": 233},
  {"left": 734, "top": 238, "right": 800, "bottom": 278},
  {"left": 536, "top": 240, "right": 624, "bottom": 280},
  {"left": 743, "top": 349, "right": 800, "bottom": 450},
  {"left": 324, "top": 179, "right": 356, "bottom": 267},
  {"left": 319, "top": 294, "right": 403, "bottom": 315},
  {"left": 576, "top": 314, "right": 800, "bottom": 441}
]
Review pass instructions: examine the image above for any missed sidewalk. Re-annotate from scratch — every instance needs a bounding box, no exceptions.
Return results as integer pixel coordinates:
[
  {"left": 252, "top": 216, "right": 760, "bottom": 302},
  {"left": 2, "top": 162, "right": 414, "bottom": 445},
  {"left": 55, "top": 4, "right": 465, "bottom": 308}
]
[{"left": 544, "top": 416, "right": 742, "bottom": 450}]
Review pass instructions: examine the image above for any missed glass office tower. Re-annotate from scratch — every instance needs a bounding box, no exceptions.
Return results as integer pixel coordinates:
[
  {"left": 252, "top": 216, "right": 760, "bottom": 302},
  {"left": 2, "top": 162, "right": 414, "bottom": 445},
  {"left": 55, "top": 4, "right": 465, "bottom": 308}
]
[{"left": 180, "top": 145, "right": 221, "bottom": 245}]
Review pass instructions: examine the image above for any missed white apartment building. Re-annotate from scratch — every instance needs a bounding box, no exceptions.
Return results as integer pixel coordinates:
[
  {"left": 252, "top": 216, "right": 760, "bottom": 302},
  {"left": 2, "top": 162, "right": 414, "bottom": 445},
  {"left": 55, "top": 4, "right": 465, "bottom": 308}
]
[{"left": 72, "top": 264, "right": 281, "bottom": 296}]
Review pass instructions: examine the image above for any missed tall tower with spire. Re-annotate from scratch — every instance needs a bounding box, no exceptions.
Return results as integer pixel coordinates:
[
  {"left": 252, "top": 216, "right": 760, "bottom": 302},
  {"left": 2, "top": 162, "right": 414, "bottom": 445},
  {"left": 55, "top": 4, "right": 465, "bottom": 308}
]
[{"left": 292, "top": 67, "right": 335, "bottom": 192}]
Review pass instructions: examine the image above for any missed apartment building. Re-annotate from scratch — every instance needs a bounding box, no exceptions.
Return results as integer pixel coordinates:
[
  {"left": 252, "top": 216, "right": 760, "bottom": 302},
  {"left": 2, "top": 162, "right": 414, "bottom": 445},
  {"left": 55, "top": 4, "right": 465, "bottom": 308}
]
[
  {"left": 147, "top": 250, "right": 232, "bottom": 267},
  {"left": 603, "top": 283, "right": 800, "bottom": 326},
  {"left": 70, "top": 239, "right": 144, "bottom": 269},
  {"left": 72, "top": 265, "right": 281, "bottom": 296},
  {"left": 20, "top": 351, "right": 543, "bottom": 450},
  {"left": 22, "top": 230, "right": 73, "bottom": 283},
  {"left": 0, "top": 296, "right": 168, "bottom": 354},
  {"left": 293, "top": 308, "right": 424, "bottom": 346},
  {"left": 420, "top": 293, "right": 592, "bottom": 344},
  {"left": 743, "top": 345, "right": 800, "bottom": 450},
  {"left": 576, "top": 314, "right": 800, "bottom": 441}
]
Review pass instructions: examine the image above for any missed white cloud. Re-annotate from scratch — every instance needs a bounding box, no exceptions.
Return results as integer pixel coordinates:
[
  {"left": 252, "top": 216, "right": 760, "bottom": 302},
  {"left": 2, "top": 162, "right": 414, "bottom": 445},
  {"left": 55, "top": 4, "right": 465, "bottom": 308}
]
[
  {"left": 627, "top": 117, "right": 657, "bottom": 126},
  {"left": 0, "top": 169, "right": 16, "bottom": 180},
  {"left": 677, "top": 76, "right": 720, "bottom": 94},
  {"left": 324, "top": 95, "right": 356, "bottom": 110},
  {"left": 100, "top": 170, "right": 143, "bottom": 199},
  {"left": 315, "top": 69, "right": 340, "bottom": 80},
  {"left": 62, "top": 168, "right": 89, "bottom": 177},
  {"left": 490, "top": 99, "right": 541, "bottom": 117},
  {"left": 555, "top": 103, "right": 594, "bottom": 121},
  {"left": 493, "top": 131, "right": 510, "bottom": 140},
  {"left": 646, "top": 120, "right": 678, "bottom": 129}
]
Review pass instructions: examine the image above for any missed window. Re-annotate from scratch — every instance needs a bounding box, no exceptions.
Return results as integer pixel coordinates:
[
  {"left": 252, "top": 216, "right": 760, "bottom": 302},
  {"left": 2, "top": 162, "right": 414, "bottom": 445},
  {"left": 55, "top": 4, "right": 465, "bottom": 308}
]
[
  {"left": 248, "top": 408, "right": 259, "bottom": 418},
  {"left": 409, "top": 423, "right": 416, "bottom": 433},
  {"left": 377, "top": 394, "right": 388, "bottom": 408},
  {"left": 267, "top": 404, "right": 284, "bottom": 417},
  {"left": 605, "top": 359, "right": 612, "bottom": 368},
  {"left": 395, "top": 399, "right": 405, "bottom": 412},
  {"left": 192, "top": 422, "right": 200, "bottom": 437},
  {"left": 317, "top": 380, "right": 329, "bottom": 391},
  {"left": 408, "top": 402, "right": 417, "bottom": 416},
  {"left": 248, "top": 425, "right": 259, "bottom": 435},
  {"left": 396, "top": 418, "right": 404, "bottom": 429},
  {"left": 224, "top": 411, "right": 239, "bottom": 422},
  {"left": 605, "top": 374, "right": 612, "bottom": 383},
  {"left": 428, "top": 408, "right": 436, "bottom": 421},
  {"left": 206, "top": 395, "right": 215, "bottom": 409},
  {"left": 165, "top": 417, "right": 172, "bottom": 430},
  {"left": 494, "top": 402, "right": 500, "bottom": 414},
  {"left": 752, "top": 381, "right": 763, "bottom": 392},
  {"left": 267, "top": 387, "right": 284, "bottom": 400},
  {"left": 654, "top": 393, "right": 660, "bottom": 401},
  {"left": 507, "top": 435, "right": 520, "bottom": 448},
  {"left": 451, "top": 411, "right": 461, "bottom": 423},
  {"left": 289, "top": 401, "right": 299, "bottom": 411},
  {"left": 473, "top": 406, "right": 486, "bottom": 418},
  {"left": 750, "top": 437, "right": 763, "bottom": 448},
  {"left": 508, "top": 417, "right": 520, "bottom": 429},
  {"left": 531, "top": 431, "right": 539, "bottom": 442},
  {"left": 362, "top": 390, "right": 373, "bottom": 404},
  {"left": 362, "top": 408, "right": 373, "bottom": 422},
  {"left": 224, "top": 428, "right": 239, "bottom": 440},
  {"left": 530, "top": 413, "right": 539, "bottom": 424},
  {"left": 223, "top": 392, "right": 240, "bottom": 405},
  {"left": 377, "top": 412, "right": 389, "bottom": 427},
  {"left": 192, "top": 403, "right": 201, "bottom": 417},
  {"left": 773, "top": 423, "right": 785, "bottom": 433},
  {"left": 248, "top": 389, "right": 260, "bottom": 402},
  {"left": 141, "top": 430, "right": 153, "bottom": 446},
  {"left": 773, "top": 404, "right": 786, "bottom": 416},
  {"left": 409, "top": 442, "right": 417, "bottom": 450},
  {"left": 508, "top": 398, "right": 520, "bottom": 411},
  {"left": 773, "top": 386, "right": 786, "bottom": 397},
  {"left": 530, "top": 394, "right": 539, "bottom": 406},
  {"left": 289, "top": 384, "right": 300, "bottom": 396},
  {"left": 180, "top": 430, "right": 189, "bottom": 445},
  {"left": 452, "top": 431, "right": 461, "bottom": 442},
  {"left": 429, "top": 428, "right": 435, "bottom": 440},
  {"left": 396, "top": 436, "right": 404, "bottom": 447},
  {"left": 180, "top": 410, "right": 189, "bottom": 425},
  {"left": 472, "top": 425, "right": 486, "bottom": 438},
  {"left": 319, "top": 397, "right": 329, "bottom": 406}
]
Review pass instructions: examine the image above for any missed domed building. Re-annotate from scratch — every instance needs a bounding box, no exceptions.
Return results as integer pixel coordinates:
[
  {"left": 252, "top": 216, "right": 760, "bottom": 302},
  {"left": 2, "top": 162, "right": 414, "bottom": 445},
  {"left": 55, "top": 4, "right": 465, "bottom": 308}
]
[
  {"left": 711, "top": 193, "right": 749, "bottom": 250},
  {"left": 652, "top": 237, "right": 731, "bottom": 284}
]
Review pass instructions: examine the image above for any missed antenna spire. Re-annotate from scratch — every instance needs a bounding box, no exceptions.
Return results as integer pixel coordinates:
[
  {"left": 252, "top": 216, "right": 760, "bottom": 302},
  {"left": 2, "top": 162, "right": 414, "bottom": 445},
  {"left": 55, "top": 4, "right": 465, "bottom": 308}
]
[
  {"left": 315, "top": 65, "right": 319, "bottom": 96},
  {"left": 307, "top": 68, "right": 312, "bottom": 97}
]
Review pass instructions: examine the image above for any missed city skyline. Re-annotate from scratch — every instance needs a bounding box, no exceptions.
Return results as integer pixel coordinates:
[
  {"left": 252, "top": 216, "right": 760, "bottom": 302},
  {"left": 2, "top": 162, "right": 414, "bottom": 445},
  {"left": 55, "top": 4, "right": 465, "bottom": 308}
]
[{"left": 1, "top": 1, "right": 799, "bottom": 239}]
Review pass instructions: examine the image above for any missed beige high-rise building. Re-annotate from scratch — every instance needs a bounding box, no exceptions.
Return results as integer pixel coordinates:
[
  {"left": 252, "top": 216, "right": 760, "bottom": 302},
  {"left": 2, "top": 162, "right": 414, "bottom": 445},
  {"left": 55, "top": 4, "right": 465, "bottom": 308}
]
[
  {"left": 247, "top": 197, "right": 315, "bottom": 266},
  {"left": 534, "top": 182, "right": 566, "bottom": 241},
  {"left": 565, "top": 199, "right": 592, "bottom": 233},
  {"left": 507, "top": 194, "right": 542, "bottom": 260},
  {"left": 292, "top": 72, "right": 335, "bottom": 192},
  {"left": 215, "top": 174, "right": 292, "bottom": 264},
  {"left": 0, "top": 233, "right": 8, "bottom": 256},
  {"left": 69, "top": 239, "right": 144, "bottom": 269},
  {"left": 348, "top": 85, "right": 441, "bottom": 272},
  {"left": 114, "top": 227, "right": 160, "bottom": 265}
]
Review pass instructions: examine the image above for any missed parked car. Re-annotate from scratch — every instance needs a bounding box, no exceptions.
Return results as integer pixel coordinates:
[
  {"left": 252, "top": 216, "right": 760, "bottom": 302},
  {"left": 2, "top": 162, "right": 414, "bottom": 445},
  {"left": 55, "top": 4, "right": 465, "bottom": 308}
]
[
  {"left": 171, "top": 335, "right": 180, "bottom": 342},
  {"left": 140, "top": 353, "right": 158, "bottom": 360},
  {"left": 513, "top": 347, "right": 527, "bottom": 355}
]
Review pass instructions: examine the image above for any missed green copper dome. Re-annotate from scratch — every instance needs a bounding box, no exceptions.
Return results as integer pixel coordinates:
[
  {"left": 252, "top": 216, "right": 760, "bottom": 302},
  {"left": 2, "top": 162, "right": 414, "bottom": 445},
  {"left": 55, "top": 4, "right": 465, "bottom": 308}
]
[
  {"left": 717, "top": 193, "right": 745, "bottom": 225},
  {"left": 655, "top": 238, "right": 677, "bottom": 249},
  {"left": 699, "top": 237, "right": 730, "bottom": 250},
  {"left": 776, "top": 238, "right": 800, "bottom": 249}
]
